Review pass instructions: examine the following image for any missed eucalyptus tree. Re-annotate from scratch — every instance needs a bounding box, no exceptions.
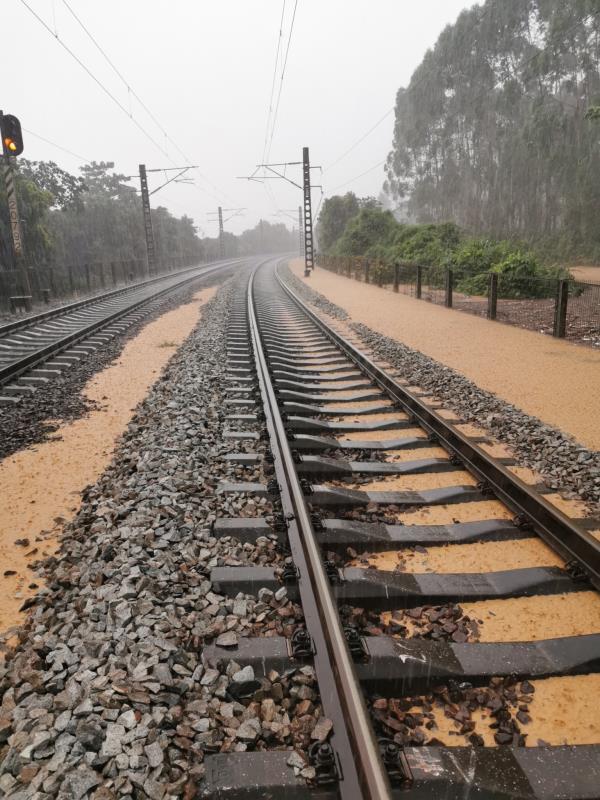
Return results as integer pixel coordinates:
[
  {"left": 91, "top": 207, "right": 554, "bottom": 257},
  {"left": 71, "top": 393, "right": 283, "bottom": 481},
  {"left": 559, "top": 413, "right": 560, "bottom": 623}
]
[{"left": 385, "top": 0, "right": 600, "bottom": 258}]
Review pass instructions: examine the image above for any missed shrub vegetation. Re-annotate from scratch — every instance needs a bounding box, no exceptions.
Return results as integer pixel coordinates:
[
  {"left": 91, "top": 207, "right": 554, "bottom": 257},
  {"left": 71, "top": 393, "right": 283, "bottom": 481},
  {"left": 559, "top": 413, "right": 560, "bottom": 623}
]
[{"left": 317, "top": 196, "right": 570, "bottom": 299}]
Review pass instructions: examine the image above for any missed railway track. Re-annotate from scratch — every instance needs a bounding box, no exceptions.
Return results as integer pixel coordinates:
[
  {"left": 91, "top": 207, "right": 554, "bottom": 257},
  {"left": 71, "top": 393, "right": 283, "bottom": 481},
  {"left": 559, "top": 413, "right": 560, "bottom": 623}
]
[
  {"left": 201, "top": 258, "right": 600, "bottom": 798},
  {"left": 0, "top": 258, "right": 242, "bottom": 404}
]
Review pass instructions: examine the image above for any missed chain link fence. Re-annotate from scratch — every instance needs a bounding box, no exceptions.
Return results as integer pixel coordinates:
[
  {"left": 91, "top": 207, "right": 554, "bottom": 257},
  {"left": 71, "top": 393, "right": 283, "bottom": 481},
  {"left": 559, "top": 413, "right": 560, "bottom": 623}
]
[{"left": 316, "top": 254, "right": 600, "bottom": 348}]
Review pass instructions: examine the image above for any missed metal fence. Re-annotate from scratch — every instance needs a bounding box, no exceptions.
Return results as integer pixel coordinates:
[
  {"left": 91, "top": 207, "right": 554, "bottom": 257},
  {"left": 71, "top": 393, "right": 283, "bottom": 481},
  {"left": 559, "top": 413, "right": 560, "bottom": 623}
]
[
  {"left": 316, "top": 254, "right": 600, "bottom": 347},
  {"left": 0, "top": 255, "right": 203, "bottom": 317}
]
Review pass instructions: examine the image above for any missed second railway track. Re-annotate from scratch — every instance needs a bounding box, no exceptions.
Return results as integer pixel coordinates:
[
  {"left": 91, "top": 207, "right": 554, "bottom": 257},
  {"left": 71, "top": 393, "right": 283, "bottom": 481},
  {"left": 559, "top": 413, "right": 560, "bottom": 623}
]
[
  {"left": 0, "top": 258, "right": 242, "bottom": 404},
  {"left": 200, "top": 258, "right": 600, "bottom": 799}
]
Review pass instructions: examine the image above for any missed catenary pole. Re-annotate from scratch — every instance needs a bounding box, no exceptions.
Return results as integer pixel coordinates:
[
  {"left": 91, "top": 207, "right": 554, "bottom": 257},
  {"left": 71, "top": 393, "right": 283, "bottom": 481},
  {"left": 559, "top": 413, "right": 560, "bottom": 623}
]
[{"left": 139, "top": 164, "right": 157, "bottom": 276}]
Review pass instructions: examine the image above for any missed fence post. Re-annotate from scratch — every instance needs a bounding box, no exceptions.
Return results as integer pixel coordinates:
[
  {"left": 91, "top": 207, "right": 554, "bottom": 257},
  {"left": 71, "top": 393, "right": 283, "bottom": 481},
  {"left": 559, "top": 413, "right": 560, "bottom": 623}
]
[
  {"left": 48, "top": 267, "right": 56, "bottom": 297},
  {"left": 553, "top": 279, "right": 569, "bottom": 338},
  {"left": 416, "top": 265, "right": 422, "bottom": 299},
  {"left": 445, "top": 269, "right": 453, "bottom": 308},
  {"left": 488, "top": 273, "right": 498, "bottom": 320},
  {"left": 364, "top": 258, "right": 370, "bottom": 284},
  {"left": 393, "top": 263, "right": 399, "bottom": 293}
]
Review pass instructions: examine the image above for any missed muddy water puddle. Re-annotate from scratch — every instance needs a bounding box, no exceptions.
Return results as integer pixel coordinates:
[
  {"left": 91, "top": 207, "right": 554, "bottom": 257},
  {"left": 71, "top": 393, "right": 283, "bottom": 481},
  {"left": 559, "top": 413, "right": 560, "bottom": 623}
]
[
  {"left": 351, "top": 537, "right": 563, "bottom": 574},
  {"left": 339, "top": 427, "right": 427, "bottom": 442},
  {"left": 373, "top": 675, "right": 600, "bottom": 747},
  {"left": 331, "top": 471, "right": 476, "bottom": 493}
]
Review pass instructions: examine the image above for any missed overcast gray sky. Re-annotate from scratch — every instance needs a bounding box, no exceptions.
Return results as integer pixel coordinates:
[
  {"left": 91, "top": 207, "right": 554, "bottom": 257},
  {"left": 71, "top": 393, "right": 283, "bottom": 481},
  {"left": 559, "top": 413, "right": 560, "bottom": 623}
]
[{"left": 5, "top": 0, "right": 473, "bottom": 235}]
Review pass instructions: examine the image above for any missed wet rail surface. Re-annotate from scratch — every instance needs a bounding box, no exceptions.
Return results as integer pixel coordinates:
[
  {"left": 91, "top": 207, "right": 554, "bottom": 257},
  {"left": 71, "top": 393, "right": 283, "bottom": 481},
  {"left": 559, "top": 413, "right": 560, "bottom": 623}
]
[
  {"left": 0, "top": 258, "right": 242, "bottom": 404},
  {"left": 202, "top": 259, "right": 600, "bottom": 799}
]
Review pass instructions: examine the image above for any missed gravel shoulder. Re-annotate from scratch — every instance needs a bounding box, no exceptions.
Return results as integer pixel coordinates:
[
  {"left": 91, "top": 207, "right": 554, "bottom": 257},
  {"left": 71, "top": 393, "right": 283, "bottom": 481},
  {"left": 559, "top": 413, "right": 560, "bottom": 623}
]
[
  {"left": 281, "top": 262, "right": 600, "bottom": 510},
  {"left": 287, "top": 260, "right": 600, "bottom": 451},
  {"left": 0, "top": 272, "right": 322, "bottom": 799},
  {"left": 0, "top": 286, "right": 216, "bottom": 635}
]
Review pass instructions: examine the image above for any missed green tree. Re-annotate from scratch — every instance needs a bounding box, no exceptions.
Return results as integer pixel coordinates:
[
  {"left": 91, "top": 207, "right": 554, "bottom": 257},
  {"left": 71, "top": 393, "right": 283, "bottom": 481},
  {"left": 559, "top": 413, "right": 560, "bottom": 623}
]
[
  {"left": 79, "top": 161, "right": 130, "bottom": 199},
  {"left": 316, "top": 193, "right": 382, "bottom": 253},
  {"left": 334, "top": 208, "right": 398, "bottom": 256},
  {"left": 385, "top": 0, "right": 600, "bottom": 260},
  {"left": 0, "top": 172, "right": 54, "bottom": 268},
  {"left": 18, "top": 159, "right": 87, "bottom": 210},
  {"left": 316, "top": 192, "right": 360, "bottom": 252}
]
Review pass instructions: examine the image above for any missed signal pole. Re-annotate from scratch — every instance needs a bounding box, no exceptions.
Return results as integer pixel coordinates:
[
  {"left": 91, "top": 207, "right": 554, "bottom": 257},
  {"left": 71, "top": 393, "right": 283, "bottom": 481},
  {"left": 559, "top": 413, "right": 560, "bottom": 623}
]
[
  {"left": 298, "top": 206, "right": 303, "bottom": 257},
  {"left": 1, "top": 110, "right": 30, "bottom": 294},
  {"left": 139, "top": 164, "right": 157, "bottom": 276},
  {"left": 218, "top": 206, "right": 224, "bottom": 258}
]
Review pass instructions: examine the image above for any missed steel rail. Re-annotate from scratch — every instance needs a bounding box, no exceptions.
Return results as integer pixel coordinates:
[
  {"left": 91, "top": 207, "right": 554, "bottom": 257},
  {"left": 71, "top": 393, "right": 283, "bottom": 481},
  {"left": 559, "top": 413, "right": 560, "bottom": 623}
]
[
  {"left": 276, "top": 264, "right": 600, "bottom": 591},
  {"left": 0, "top": 258, "right": 243, "bottom": 338},
  {"left": 0, "top": 260, "right": 240, "bottom": 388},
  {"left": 248, "top": 265, "right": 392, "bottom": 800}
]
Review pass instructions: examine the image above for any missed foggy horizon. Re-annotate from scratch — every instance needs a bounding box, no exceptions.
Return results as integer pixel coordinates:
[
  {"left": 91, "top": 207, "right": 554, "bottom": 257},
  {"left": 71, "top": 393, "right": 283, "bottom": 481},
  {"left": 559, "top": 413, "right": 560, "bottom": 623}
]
[{"left": 5, "top": 0, "right": 473, "bottom": 236}]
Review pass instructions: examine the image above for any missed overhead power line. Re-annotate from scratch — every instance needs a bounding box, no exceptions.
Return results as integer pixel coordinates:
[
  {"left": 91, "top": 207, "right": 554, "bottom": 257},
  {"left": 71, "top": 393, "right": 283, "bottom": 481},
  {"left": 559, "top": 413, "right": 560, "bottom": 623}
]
[
  {"left": 19, "top": 0, "right": 230, "bottom": 206},
  {"left": 19, "top": 0, "right": 169, "bottom": 158},
  {"left": 265, "top": 0, "right": 299, "bottom": 162},
  {"left": 60, "top": 0, "right": 229, "bottom": 203},
  {"left": 325, "top": 107, "right": 394, "bottom": 172},
  {"left": 329, "top": 158, "right": 386, "bottom": 193},
  {"left": 23, "top": 127, "right": 92, "bottom": 163},
  {"left": 261, "top": 0, "right": 287, "bottom": 168}
]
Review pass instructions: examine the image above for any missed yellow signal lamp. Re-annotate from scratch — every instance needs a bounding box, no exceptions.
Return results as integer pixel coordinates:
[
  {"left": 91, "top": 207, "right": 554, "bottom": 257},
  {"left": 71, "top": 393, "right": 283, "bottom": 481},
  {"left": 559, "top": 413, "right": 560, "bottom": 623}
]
[{"left": 1, "top": 115, "right": 24, "bottom": 156}]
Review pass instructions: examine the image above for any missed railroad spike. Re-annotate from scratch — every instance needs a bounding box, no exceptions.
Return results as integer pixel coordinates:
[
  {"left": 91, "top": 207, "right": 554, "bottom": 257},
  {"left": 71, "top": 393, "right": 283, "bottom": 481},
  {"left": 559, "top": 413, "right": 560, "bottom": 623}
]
[
  {"left": 323, "top": 559, "right": 342, "bottom": 584},
  {"left": 282, "top": 562, "right": 299, "bottom": 584},
  {"left": 308, "top": 741, "right": 339, "bottom": 786},
  {"left": 310, "top": 512, "right": 324, "bottom": 531},
  {"left": 272, "top": 514, "right": 289, "bottom": 533},
  {"left": 343, "top": 625, "right": 369, "bottom": 661},
  {"left": 512, "top": 513, "right": 533, "bottom": 530},
  {"left": 378, "top": 739, "right": 413, "bottom": 786},
  {"left": 266, "top": 478, "right": 280, "bottom": 496},
  {"left": 565, "top": 558, "right": 590, "bottom": 583},
  {"left": 290, "top": 626, "right": 314, "bottom": 658}
]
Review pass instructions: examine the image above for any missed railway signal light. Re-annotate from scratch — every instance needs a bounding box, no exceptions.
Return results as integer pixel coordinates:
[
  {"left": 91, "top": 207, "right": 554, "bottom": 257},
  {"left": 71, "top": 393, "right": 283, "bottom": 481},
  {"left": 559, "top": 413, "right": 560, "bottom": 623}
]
[{"left": 1, "top": 114, "right": 24, "bottom": 157}]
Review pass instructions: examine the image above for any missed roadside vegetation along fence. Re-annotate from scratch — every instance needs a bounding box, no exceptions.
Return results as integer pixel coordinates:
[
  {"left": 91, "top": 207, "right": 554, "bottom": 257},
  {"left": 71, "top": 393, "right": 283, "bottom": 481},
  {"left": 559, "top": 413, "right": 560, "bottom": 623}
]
[{"left": 316, "top": 254, "right": 600, "bottom": 348}]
